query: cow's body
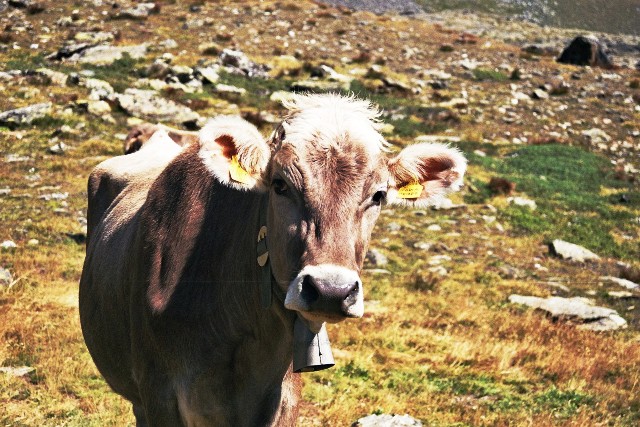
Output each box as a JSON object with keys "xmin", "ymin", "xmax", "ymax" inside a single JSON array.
[{"xmin": 80, "ymin": 95, "xmax": 466, "ymax": 426}]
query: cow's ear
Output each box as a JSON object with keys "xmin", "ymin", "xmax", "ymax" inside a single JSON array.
[
  {"xmin": 198, "ymin": 116, "xmax": 271, "ymax": 192},
  {"xmin": 387, "ymin": 143, "xmax": 467, "ymax": 207}
]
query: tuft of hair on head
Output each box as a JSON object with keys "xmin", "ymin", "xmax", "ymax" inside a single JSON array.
[{"xmin": 279, "ymin": 93, "xmax": 391, "ymax": 153}]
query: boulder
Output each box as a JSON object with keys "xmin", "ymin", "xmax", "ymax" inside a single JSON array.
[
  {"xmin": 115, "ymin": 89, "xmax": 200, "ymax": 125},
  {"xmin": 69, "ymin": 44, "xmax": 147, "ymax": 65},
  {"xmin": 509, "ymin": 295, "xmax": 627, "ymax": 331},
  {"xmin": 113, "ymin": 2, "xmax": 159, "ymax": 20},
  {"xmin": 549, "ymin": 239, "xmax": 599, "ymax": 262},
  {"xmin": 353, "ymin": 414, "xmax": 422, "ymax": 427},
  {"xmin": 219, "ymin": 49, "xmax": 269, "ymax": 78},
  {"xmin": 557, "ymin": 36, "xmax": 614, "ymax": 69},
  {"xmin": 601, "ymin": 276, "xmax": 639, "ymax": 290},
  {"xmin": 0, "ymin": 103, "xmax": 51, "ymax": 126}
]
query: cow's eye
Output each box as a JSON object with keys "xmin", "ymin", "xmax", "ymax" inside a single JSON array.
[
  {"xmin": 272, "ymin": 179, "xmax": 289, "ymax": 195},
  {"xmin": 371, "ymin": 190, "xmax": 387, "ymax": 206}
]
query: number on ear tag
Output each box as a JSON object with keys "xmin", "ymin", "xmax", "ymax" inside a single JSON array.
[
  {"xmin": 397, "ymin": 181, "xmax": 423, "ymax": 199},
  {"xmin": 229, "ymin": 155, "xmax": 252, "ymax": 184}
]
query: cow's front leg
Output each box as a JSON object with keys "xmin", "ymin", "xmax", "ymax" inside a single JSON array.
[{"xmin": 136, "ymin": 371, "xmax": 184, "ymax": 427}]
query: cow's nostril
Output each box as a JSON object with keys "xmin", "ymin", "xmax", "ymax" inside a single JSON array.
[
  {"xmin": 342, "ymin": 282, "xmax": 360, "ymax": 309},
  {"xmin": 301, "ymin": 275, "xmax": 319, "ymax": 305}
]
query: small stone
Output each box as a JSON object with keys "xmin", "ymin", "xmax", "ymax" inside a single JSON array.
[
  {"xmin": 386, "ymin": 222, "xmax": 401, "ymax": 232},
  {"xmin": 197, "ymin": 66, "xmax": 220, "ymax": 84},
  {"xmin": 354, "ymin": 413, "xmax": 422, "ymax": 427},
  {"xmin": 290, "ymin": 79, "xmax": 350, "ymax": 92},
  {"xmin": 532, "ymin": 89, "xmax": 549, "ymax": 100},
  {"xmin": 27, "ymin": 239, "xmax": 39, "ymax": 246},
  {"xmin": 214, "ymin": 83, "xmax": 247, "ymax": 99},
  {"xmin": 582, "ymin": 128, "xmax": 611, "ymax": 144},
  {"xmin": 413, "ymin": 241, "xmax": 433, "ymax": 250},
  {"xmin": 0, "ymin": 103, "xmax": 52, "ymax": 126},
  {"xmin": 366, "ymin": 249, "xmax": 388, "ymax": 267},
  {"xmin": 1, "ymin": 240, "xmax": 17, "ymax": 249},
  {"xmin": 0, "ymin": 267, "xmax": 12, "ymax": 286},
  {"xmin": 0, "ymin": 188, "xmax": 11, "ymax": 196},
  {"xmin": 507, "ymin": 196, "xmax": 536, "ymax": 209},
  {"xmin": 549, "ymin": 240, "xmax": 599, "ymax": 262},
  {"xmin": 607, "ymin": 291, "xmax": 634, "ymax": 299},
  {"xmin": 87, "ymin": 100, "xmax": 111, "ymax": 116},
  {"xmin": 427, "ymin": 224, "xmax": 442, "ymax": 232},
  {"xmin": 0, "ymin": 366, "xmax": 35, "ymax": 377},
  {"xmin": 509, "ymin": 295, "xmax": 626, "ymax": 331},
  {"xmin": 601, "ymin": 276, "xmax": 639, "ymax": 290},
  {"xmin": 48, "ymin": 142, "xmax": 68, "ymax": 155},
  {"xmin": 114, "ymin": 2, "xmax": 159, "ymax": 20}
]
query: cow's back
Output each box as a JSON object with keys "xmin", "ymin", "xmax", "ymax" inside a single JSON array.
[
  {"xmin": 86, "ymin": 130, "xmax": 183, "ymax": 242},
  {"xmin": 80, "ymin": 130, "xmax": 183, "ymax": 402}
]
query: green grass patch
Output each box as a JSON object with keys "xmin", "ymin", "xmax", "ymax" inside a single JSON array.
[
  {"xmin": 464, "ymin": 143, "xmax": 639, "ymax": 259},
  {"xmin": 78, "ymin": 54, "xmax": 142, "ymax": 92},
  {"xmin": 473, "ymin": 68, "xmax": 509, "ymax": 81},
  {"xmin": 2, "ymin": 52, "xmax": 47, "ymax": 71},
  {"xmin": 533, "ymin": 386, "xmax": 595, "ymax": 418}
]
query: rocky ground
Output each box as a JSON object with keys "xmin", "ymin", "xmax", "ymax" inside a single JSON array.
[{"xmin": 0, "ymin": 0, "xmax": 639, "ymax": 426}]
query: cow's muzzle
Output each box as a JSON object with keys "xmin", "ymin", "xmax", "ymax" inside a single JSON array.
[{"xmin": 285, "ymin": 264, "xmax": 364, "ymax": 321}]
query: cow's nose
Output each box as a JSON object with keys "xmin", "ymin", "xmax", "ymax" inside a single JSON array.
[
  {"xmin": 285, "ymin": 264, "xmax": 365, "ymax": 320},
  {"xmin": 301, "ymin": 275, "xmax": 361, "ymax": 317}
]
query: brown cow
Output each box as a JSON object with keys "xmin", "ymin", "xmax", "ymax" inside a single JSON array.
[
  {"xmin": 79, "ymin": 94, "xmax": 466, "ymax": 426},
  {"xmin": 124, "ymin": 122, "xmax": 200, "ymax": 154}
]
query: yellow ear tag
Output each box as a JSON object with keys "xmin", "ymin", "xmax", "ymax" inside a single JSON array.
[
  {"xmin": 397, "ymin": 180, "xmax": 423, "ymax": 199},
  {"xmin": 229, "ymin": 155, "xmax": 253, "ymax": 185}
]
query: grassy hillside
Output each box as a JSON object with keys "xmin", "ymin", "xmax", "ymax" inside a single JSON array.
[{"xmin": 1, "ymin": 1, "xmax": 639, "ymax": 426}]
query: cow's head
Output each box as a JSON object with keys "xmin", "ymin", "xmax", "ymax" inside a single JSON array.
[{"xmin": 198, "ymin": 94, "xmax": 466, "ymax": 332}]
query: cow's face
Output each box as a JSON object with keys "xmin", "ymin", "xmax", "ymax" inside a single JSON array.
[{"xmin": 198, "ymin": 95, "xmax": 466, "ymax": 331}]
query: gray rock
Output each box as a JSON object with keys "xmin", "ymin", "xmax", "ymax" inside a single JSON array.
[
  {"xmin": 558, "ymin": 36, "xmax": 614, "ymax": 69},
  {"xmin": 114, "ymin": 2, "xmax": 159, "ymax": 20},
  {"xmin": 219, "ymin": 49, "xmax": 269, "ymax": 78},
  {"xmin": 354, "ymin": 413, "xmax": 422, "ymax": 427},
  {"xmin": 549, "ymin": 239, "xmax": 599, "ymax": 262},
  {"xmin": 290, "ymin": 79, "xmax": 351, "ymax": 92},
  {"xmin": 0, "ymin": 366, "xmax": 35, "ymax": 377},
  {"xmin": 48, "ymin": 141, "xmax": 68, "ymax": 155},
  {"xmin": 532, "ymin": 88, "xmax": 549, "ymax": 100},
  {"xmin": 34, "ymin": 68, "xmax": 68, "ymax": 86},
  {"xmin": 0, "ymin": 103, "xmax": 51, "ymax": 126},
  {"xmin": 507, "ymin": 196, "xmax": 536, "ymax": 210},
  {"xmin": 1, "ymin": 240, "xmax": 17, "ymax": 249},
  {"xmin": 582, "ymin": 128, "xmax": 611, "ymax": 144},
  {"xmin": 0, "ymin": 267, "xmax": 12, "ymax": 286},
  {"xmin": 115, "ymin": 89, "xmax": 200, "ymax": 125},
  {"xmin": 196, "ymin": 66, "xmax": 220, "ymax": 84},
  {"xmin": 0, "ymin": 188, "xmax": 10, "ymax": 196},
  {"xmin": 73, "ymin": 31, "xmax": 115, "ymax": 44},
  {"xmin": 46, "ymin": 42, "xmax": 95, "ymax": 61},
  {"xmin": 366, "ymin": 249, "xmax": 388, "ymax": 267},
  {"xmin": 70, "ymin": 44, "xmax": 148, "ymax": 65},
  {"xmin": 601, "ymin": 276, "xmax": 639, "ymax": 290},
  {"xmin": 214, "ymin": 84, "xmax": 246, "ymax": 99},
  {"xmin": 509, "ymin": 295, "xmax": 627, "ymax": 331},
  {"xmin": 386, "ymin": 222, "xmax": 401, "ymax": 232}
]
